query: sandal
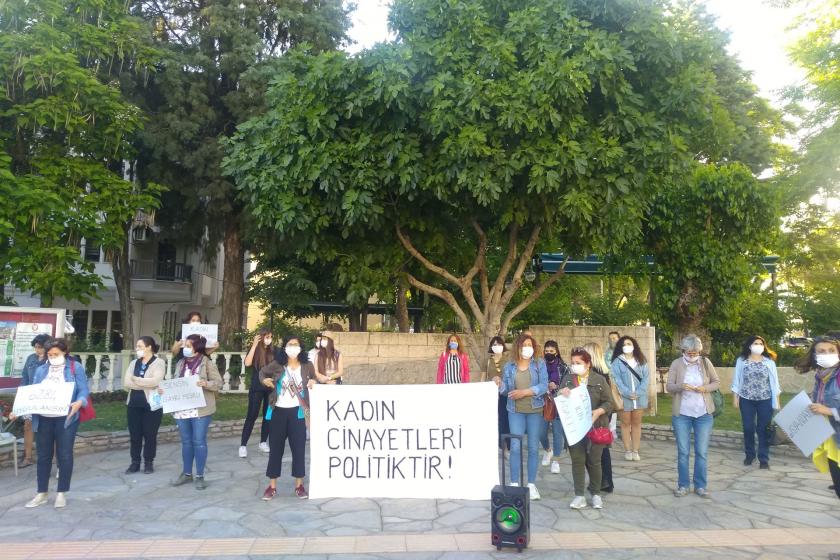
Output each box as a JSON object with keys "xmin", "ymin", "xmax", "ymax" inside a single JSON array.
[{"xmin": 19, "ymin": 459, "xmax": 34, "ymax": 468}]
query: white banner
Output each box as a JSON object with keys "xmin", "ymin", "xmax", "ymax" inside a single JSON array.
[
  {"xmin": 554, "ymin": 385, "xmax": 592, "ymax": 446},
  {"xmin": 12, "ymin": 382, "xmax": 75, "ymax": 416},
  {"xmin": 309, "ymin": 382, "xmax": 499, "ymax": 500},
  {"xmin": 773, "ymin": 390, "xmax": 836, "ymax": 457},
  {"xmin": 159, "ymin": 375, "xmax": 206, "ymax": 414},
  {"xmin": 181, "ymin": 323, "xmax": 218, "ymax": 346}
]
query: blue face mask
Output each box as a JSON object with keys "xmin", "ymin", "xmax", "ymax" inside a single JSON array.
[
  {"xmin": 183, "ymin": 347, "xmax": 195, "ymax": 358},
  {"xmin": 449, "ymin": 342, "xmax": 458, "ymax": 350}
]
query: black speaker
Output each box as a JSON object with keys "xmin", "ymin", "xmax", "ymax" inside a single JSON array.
[{"xmin": 491, "ymin": 434, "xmax": 530, "ymax": 552}]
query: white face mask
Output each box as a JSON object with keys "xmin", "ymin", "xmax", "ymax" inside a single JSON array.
[
  {"xmin": 623, "ymin": 345, "xmax": 634, "ymax": 355},
  {"xmin": 750, "ymin": 344, "xmax": 764, "ymax": 356},
  {"xmin": 263, "ymin": 338, "xmax": 273, "ymax": 346},
  {"xmin": 570, "ymin": 363, "xmax": 586, "ymax": 375},
  {"xmin": 320, "ymin": 339, "xmax": 329, "ymax": 348},
  {"xmin": 520, "ymin": 346, "xmax": 534, "ymax": 359},
  {"xmin": 684, "ymin": 354, "xmax": 700, "ymax": 363},
  {"xmin": 285, "ymin": 346, "xmax": 301, "ymax": 359},
  {"xmin": 491, "ymin": 345, "xmax": 504, "ymax": 355},
  {"xmin": 816, "ymin": 353, "xmax": 840, "ymax": 369},
  {"xmin": 136, "ymin": 349, "xmax": 146, "ymax": 359},
  {"xmin": 48, "ymin": 356, "xmax": 65, "ymax": 366},
  {"xmin": 182, "ymin": 347, "xmax": 195, "ymax": 358}
]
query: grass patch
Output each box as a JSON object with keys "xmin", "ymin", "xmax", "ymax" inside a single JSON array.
[
  {"xmin": 79, "ymin": 393, "xmax": 251, "ymax": 432},
  {"xmin": 645, "ymin": 392, "xmax": 797, "ymax": 431}
]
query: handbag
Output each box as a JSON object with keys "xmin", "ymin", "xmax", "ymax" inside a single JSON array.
[
  {"xmin": 587, "ymin": 426, "xmax": 614, "ymax": 445},
  {"xmin": 543, "ymin": 393, "xmax": 557, "ymax": 421},
  {"xmin": 711, "ymin": 389, "xmax": 724, "ymax": 419},
  {"xmin": 767, "ymin": 423, "xmax": 780, "ymax": 446},
  {"xmin": 607, "ymin": 374, "xmax": 624, "ymax": 412},
  {"xmin": 70, "ymin": 360, "xmax": 96, "ymax": 423}
]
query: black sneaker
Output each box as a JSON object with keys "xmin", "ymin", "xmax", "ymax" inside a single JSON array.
[
  {"xmin": 143, "ymin": 462, "xmax": 154, "ymax": 474},
  {"xmin": 759, "ymin": 462, "xmax": 770, "ymax": 470},
  {"xmin": 194, "ymin": 476, "xmax": 207, "ymax": 490},
  {"xmin": 125, "ymin": 463, "xmax": 140, "ymax": 474},
  {"xmin": 171, "ymin": 473, "xmax": 192, "ymax": 486},
  {"xmin": 743, "ymin": 457, "xmax": 754, "ymax": 466}
]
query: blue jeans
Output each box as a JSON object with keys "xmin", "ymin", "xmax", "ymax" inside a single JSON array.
[
  {"xmin": 508, "ymin": 411, "xmax": 543, "ymax": 484},
  {"xmin": 739, "ymin": 397, "xmax": 773, "ymax": 463},
  {"xmin": 672, "ymin": 414, "xmax": 713, "ymax": 490},
  {"xmin": 540, "ymin": 418, "xmax": 566, "ymax": 457},
  {"xmin": 35, "ymin": 415, "xmax": 79, "ymax": 492},
  {"xmin": 176, "ymin": 415, "xmax": 213, "ymax": 476}
]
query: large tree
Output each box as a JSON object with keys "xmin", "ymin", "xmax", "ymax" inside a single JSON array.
[
  {"xmin": 132, "ymin": 0, "xmax": 351, "ymax": 347},
  {"xmin": 225, "ymin": 0, "xmax": 779, "ymax": 365},
  {"xmin": 0, "ymin": 0, "xmax": 160, "ymax": 332}
]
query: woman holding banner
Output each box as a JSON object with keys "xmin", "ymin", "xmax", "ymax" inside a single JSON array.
[
  {"xmin": 260, "ymin": 336, "xmax": 315, "ymax": 500},
  {"xmin": 11, "ymin": 338, "xmax": 90, "ymax": 509},
  {"xmin": 123, "ymin": 336, "xmax": 166, "ymax": 474},
  {"xmin": 797, "ymin": 337, "xmax": 840, "ymax": 500},
  {"xmin": 493, "ymin": 333, "xmax": 548, "ymax": 501},
  {"xmin": 239, "ymin": 329, "xmax": 275, "ymax": 458},
  {"xmin": 561, "ymin": 347, "xmax": 613, "ymax": 510},
  {"xmin": 170, "ymin": 311, "xmax": 219, "ymax": 359},
  {"xmin": 169, "ymin": 334, "xmax": 222, "ymax": 490}
]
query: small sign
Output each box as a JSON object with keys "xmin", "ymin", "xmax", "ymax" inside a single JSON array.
[
  {"xmin": 13, "ymin": 382, "xmax": 75, "ymax": 416},
  {"xmin": 773, "ymin": 391, "xmax": 836, "ymax": 457},
  {"xmin": 159, "ymin": 375, "xmax": 207, "ymax": 414},
  {"xmin": 182, "ymin": 323, "xmax": 218, "ymax": 346}
]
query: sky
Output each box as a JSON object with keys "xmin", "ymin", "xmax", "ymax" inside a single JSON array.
[{"xmin": 345, "ymin": 0, "xmax": 808, "ymax": 108}]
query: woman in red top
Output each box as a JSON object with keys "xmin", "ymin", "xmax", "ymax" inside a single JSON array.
[{"xmin": 436, "ymin": 334, "xmax": 470, "ymax": 384}]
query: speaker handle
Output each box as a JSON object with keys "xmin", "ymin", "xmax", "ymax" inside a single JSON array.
[{"xmin": 499, "ymin": 433, "xmax": 525, "ymax": 487}]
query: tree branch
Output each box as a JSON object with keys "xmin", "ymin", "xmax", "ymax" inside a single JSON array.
[
  {"xmin": 471, "ymin": 219, "xmax": 490, "ymax": 306},
  {"xmin": 488, "ymin": 222, "xmax": 519, "ymax": 308},
  {"xmin": 500, "ymin": 256, "xmax": 569, "ymax": 334},
  {"xmin": 499, "ymin": 224, "xmax": 542, "ymax": 311},
  {"xmin": 404, "ymin": 273, "xmax": 473, "ymax": 333}
]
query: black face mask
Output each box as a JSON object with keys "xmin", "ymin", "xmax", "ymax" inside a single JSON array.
[{"xmin": 544, "ymin": 354, "xmax": 557, "ymax": 363}]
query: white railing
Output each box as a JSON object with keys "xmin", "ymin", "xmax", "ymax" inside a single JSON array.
[{"xmin": 78, "ymin": 351, "xmax": 249, "ymax": 393}]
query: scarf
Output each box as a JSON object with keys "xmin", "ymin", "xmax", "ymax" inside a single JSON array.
[
  {"xmin": 815, "ymin": 366, "xmax": 840, "ymax": 404},
  {"xmin": 180, "ymin": 354, "xmax": 204, "ymax": 377}
]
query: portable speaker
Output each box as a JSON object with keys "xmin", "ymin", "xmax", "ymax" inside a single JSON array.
[{"xmin": 491, "ymin": 434, "xmax": 530, "ymax": 552}]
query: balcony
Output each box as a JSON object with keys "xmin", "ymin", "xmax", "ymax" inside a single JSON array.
[{"xmin": 130, "ymin": 260, "xmax": 193, "ymax": 301}]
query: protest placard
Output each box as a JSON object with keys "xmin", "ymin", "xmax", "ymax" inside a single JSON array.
[
  {"xmin": 12, "ymin": 382, "xmax": 75, "ymax": 416},
  {"xmin": 308, "ymin": 382, "xmax": 499, "ymax": 500},
  {"xmin": 773, "ymin": 390, "xmax": 836, "ymax": 457},
  {"xmin": 158, "ymin": 375, "xmax": 206, "ymax": 414},
  {"xmin": 181, "ymin": 323, "xmax": 219, "ymax": 346},
  {"xmin": 554, "ymin": 385, "xmax": 593, "ymax": 446}
]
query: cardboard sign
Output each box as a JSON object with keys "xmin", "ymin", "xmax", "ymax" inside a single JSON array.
[
  {"xmin": 12, "ymin": 382, "xmax": 75, "ymax": 416},
  {"xmin": 554, "ymin": 385, "xmax": 593, "ymax": 446},
  {"xmin": 158, "ymin": 375, "xmax": 207, "ymax": 414},
  {"xmin": 181, "ymin": 323, "xmax": 218, "ymax": 346},
  {"xmin": 773, "ymin": 390, "xmax": 836, "ymax": 457},
  {"xmin": 308, "ymin": 382, "xmax": 499, "ymax": 500}
]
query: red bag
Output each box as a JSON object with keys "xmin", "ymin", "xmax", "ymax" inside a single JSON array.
[
  {"xmin": 70, "ymin": 360, "xmax": 96, "ymax": 423},
  {"xmin": 587, "ymin": 426, "xmax": 613, "ymax": 445}
]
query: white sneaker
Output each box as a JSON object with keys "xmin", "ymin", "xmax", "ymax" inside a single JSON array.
[
  {"xmin": 54, "ymin": 492, "xmax": 66, "ymax": 508},
  {"xmin": 259, "ymin": 441, "xmax": 270, "ymax": 453},
  {"xmin": 541, "ymin": 450, "xmax": 551, "ymax": 466},
  {"xmin": 625, "ymin": 451, "xmax": 634, "ymax": 461},
  {"xmin": 592, "ymin": 494, "xmax": 603, "ymax": 509},
  {"xmin": 25, "ymin": 493, "xmax": 48, "ymax": 508},
  {"xmin": 569, "ymin": 496, "xmax": 587, "ymax": 509},
  {"xmin": 509, "ymin": 482, "xmax": 520, "ymax": 487},
  {"xmin": 528, "ymin": 483, "xmax": 541, "ymax": 501},
  {"xmin": 238, "ymin": 446, "xmax": 247, "ymax": 458},
  {"xmin": 632, "ymin": 451, "xmax": 641, "ymax": 462},
  {"xmin": 550, "ymin": 461, "xmax": 561, "ymax": 474}
]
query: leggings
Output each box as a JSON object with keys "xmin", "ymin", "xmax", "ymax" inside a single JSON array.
[{"xmin": 240, "ymin": 390, "xmax": 270, "ymax": 446}]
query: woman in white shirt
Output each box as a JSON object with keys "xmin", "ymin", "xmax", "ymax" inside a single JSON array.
[
  {"xmin": 666, "ymin": 334, "xmax": 720, "ymax": 499},
  {"xmin": 259, "ymin": 336, "xmax": 315, "ymax": 500}
]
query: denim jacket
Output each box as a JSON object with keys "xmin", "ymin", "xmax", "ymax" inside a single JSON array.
[
  {"xmin": 731, "ymin": 356, "xmax": 781, "ymax": 408},
  {"xmin": 812, "ymin": 367, "xmax": 840, "ymax": 446},
  {"xmin": 499, "ymin": 358, "xmax": 548, "ymax": 414},
  {"xmin": 30, "ymin": 360, "xmax": 90, "ymax": 432},
  {"xmin": 21, "ymin": 353, "xmax": 46, "ymax": 386}
]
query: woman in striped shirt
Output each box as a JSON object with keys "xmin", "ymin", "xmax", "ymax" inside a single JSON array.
[{"xmin": 436, "ymin": 334, "xmax": 470, "ymax": 384}]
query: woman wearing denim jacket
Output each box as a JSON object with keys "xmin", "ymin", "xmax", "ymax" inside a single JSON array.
[
  {"xmin": 10, "ymin": 338, "xmax": 90, "ymax": 509},
  {"xmin": 731, "ymin": 335, "xmax": 781, "ymax": 469},
  {"xmin": 492, "ymin": 333, "xmax": 548, "ymax": 501},
  {"xmin": 797, "ymin": 337, "xmax": 840, "ymax": 500}
]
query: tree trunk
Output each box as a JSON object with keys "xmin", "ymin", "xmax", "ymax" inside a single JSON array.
[
  {"xmin": 348, "ymin": 307, "xmax": 363, "ymax": 331},
  {"xmin": 396, "ymin": 276, "xmax": 410, "ymax": 333},
  {"xmin": 112, "ymin": 224, "xmax": 135, "ymax": 347},
  {"xmin": 673, "ymin": 320, "xmax": 711, "ymax": 356},
  {"xmin": 219, "ymin": 216, "xmax": 245, "ymax": 349}
]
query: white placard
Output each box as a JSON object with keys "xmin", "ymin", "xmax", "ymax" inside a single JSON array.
[
  {"xmin": 12, "ymin": 382, "xmax": 75, "ymax": 416},
  {"xmin": 181, "ymin": 323, "xmax": 218, "ymax": 346},
  {"xmin": 13, "ymin": 322, "xmax": 54, "ymax": 371},
  {"xmin": 554, "ymin": 385, "xmax": 593, "ymax": 446},
  {"xmin": 159, "ymin": 375, "xmax": 207, "ymax": 414},
  {"xmin": 309, "ymin": 382, "xmax": 499, "ymax": 500},
  {"xmin": 773, "ymin": 390, "xmax": 836, "ymax": 457}
]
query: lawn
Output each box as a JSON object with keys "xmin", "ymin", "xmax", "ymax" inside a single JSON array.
[{"xmin": 644, "ymin": 392, "xmax": 798, "ymax": 431}]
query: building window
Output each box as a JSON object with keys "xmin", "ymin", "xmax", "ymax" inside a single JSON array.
[
  {"xmin": 162, "ymin": 311, "xmax": 179, "ymax": 348},
  {"xmin": 84, "ymin": 242, "xmax": 102, "ymax": 262}
]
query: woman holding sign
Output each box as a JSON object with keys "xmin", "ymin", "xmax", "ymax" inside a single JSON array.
[
  {"xmin": 259, "ymin": 336, "xmax": 315, "ymax": 500},
  {"xmin": 169, "ymin": 334, "xmax": 222, "ymax": 490},
  {"xmin": 123, "ymin": 336, "xmax": 166, "ymax": 474},
  {"xmin": 12, "ymin": 338, "xmax": 90, "ymax": 509},
  {"xmin": 560, "ymin": 347, "xmax": 613, "ymax": 510},
  {"xmin": 493, "ymin": 333, "xmax": 548, "ymax": 501},
  {"xmin": 610, "ymin": 335, "xmax": 650, "ymax": 462},
  {"xmin": 797, "ymin": 337, "xmax": 840, "ymax": 500}
]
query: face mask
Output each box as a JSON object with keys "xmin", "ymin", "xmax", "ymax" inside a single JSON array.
[
  {"xmin": 320, "ymin": 339, "xmax": 329, "ymax": 348},
  {"xmin": 520, "ymin": 347, "xmax": 534, "ymax": 359},
  {"xmin": 449, "ymin": 342, "xmax": 458, "ymax": 350},
  {"xmin": 684, "ymin": 354, "xmax": 700, "ymax": 363},
  {"xmin": 491, "ymin": 345, "xmax": 504, "ymax": 355},
  {"xmin": 571, "ymin": 363, "xmax": 586, "ymax": 375},
  {"xmin": 750, "ymin": 344, "xmax": 764, "ymax": 355},
  {"xmin": 816, "ymin": 353, "xmax": 840, "ymax": 369},
  {"xmin": 263, "ymin": 338, "xmax": 273, "ymax": 346},
  {"xmin": 136, "ymin": 350, "xmax": 146, "ymax": 359},
  {"xmin": 544, "ymin": 353, "xmax": 557, "ymax": 363},
  {"xmin": 285, "ymin": 346, "xmax": 301, "ymax": 359},
  {"xmin": 623, "ymin": 345, "xmax": 634, "ymax": 355},
  {"xmin": 183, "ymin": 347, "xmax": 195, "ymax": 358},
  {"xmin": 48, "ymin": 356, "xmax": 65, "ymax": 366}
]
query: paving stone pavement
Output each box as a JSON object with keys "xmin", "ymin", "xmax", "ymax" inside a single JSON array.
[{"xmin": 2, "ymin": 436, "xmax": 839, "ymax": 559}]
